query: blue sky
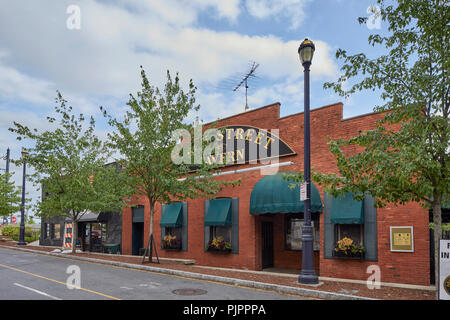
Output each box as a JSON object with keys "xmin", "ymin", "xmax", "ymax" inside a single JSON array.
[{"xmin": 0, "ymin": 0, "xmax": 390, "ymax": 220}]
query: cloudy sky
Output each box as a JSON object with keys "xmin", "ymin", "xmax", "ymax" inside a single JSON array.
[{"xmin": 0, "ymin": 0, "xmax": 388, "ymax": 220}]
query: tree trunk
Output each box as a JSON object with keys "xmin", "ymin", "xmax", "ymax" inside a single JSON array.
[
  {"xmin": 72, "ymin": 216, "xmax": 78, "ymax": 254},
  {"xmin": 149, "ymin": 200, "xmax": 154, "ymax": 261},
  {"xmin": 432, "ymin": 198, "xmax": 442, "ymax": 299}
]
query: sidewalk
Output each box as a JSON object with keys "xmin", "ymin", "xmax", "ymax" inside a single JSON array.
[{"xmin": 0, "ymin": 241, "xmax": 436, "ymax": 300}]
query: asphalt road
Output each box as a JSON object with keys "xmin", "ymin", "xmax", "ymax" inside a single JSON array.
[{"xmin": 0, "ymin": 247, "xmax": 308, "ymax": 300}]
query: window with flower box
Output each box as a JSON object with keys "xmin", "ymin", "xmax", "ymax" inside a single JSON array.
[
  {"xmin": 333, "ymin": 224, "xmax": 364, "ymax": 258},
  {"xmin": 204, "ymin": 198, "xmax": 239, "ymax": 254},
  {"xmin": 160, "ymin": 202, "xmax": 187, "ymax": 251},
  {"xmin": 323, "ymin": 191, "xmax": 378, "ymax": 261}
]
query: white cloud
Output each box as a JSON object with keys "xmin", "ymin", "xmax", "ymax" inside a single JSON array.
[
  {"xmin": 246, "ymin": 0, "xmax": 311, "ymax": 30},
  {"xmin": 0, "ymin": 0, "xmax": 338, "ymax": 125},
  {"xmin": 0, "ymin": 51, "xmax": 55, "ymax": 105},
  {"xmin": 0, "ymin": 0, "xmax": 342, "ymax": 219}
]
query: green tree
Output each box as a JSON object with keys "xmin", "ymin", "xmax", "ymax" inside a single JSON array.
[
  {"xmin": 26, "ymin": 214, "xmax": 36, "ymax": 225},
  {"xmin": 102, "ymin": 68, "xmax": 240, "ymax": 262},
  {"xmin": 0, "ymin": 172, "xmax": 22, "ymax": 218},
  {"xmin": 289, "ymin": 0, "xmax": 449, "ymax": 293},
  {"xmin": 9, "ymin": 92, "xmax": 136, "ymax": 252}
]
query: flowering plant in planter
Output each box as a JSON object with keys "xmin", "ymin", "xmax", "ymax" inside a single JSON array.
[
  {"xmin": 207, "ymin": 236, "xmax": 232, "ymax": 252},
  {"xmin": 162, "ymin": 234, "xmax": 181, "ymax": 250},
  {"xmin": 334, "ymin": 237, "xmax": 365, "ymax": 257}
]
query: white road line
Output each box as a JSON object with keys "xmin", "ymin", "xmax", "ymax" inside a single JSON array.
[{"xmin": 13, "ymin": 283, "xmax": 63, "ymax": 300}]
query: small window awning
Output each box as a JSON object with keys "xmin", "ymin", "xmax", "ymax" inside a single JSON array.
[
  {"xmin": 204, "ymin": 198, "xmax": 232, "ymax": 226},
  {"xmin": 250, "ymin": 171, "xmax": 323, "ymax": 215},
  {"xmin": 160, "ymin": 202, "xmax": 183, "ymax": 227},
  {"xmin": 330, "ymin": 192, "xmax": 364, "ymax": 224},
  {"xmin": 78, "ymin": 211, "xmax": 99, "ymax": 222}
]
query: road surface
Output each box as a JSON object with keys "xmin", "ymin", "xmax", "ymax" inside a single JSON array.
[{"xmin": 0, "ymin": 247, "xmax": 308, "ymax": 300}]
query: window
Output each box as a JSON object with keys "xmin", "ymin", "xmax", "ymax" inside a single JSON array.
[
  {"xmin": 207, "ymin": 226, "xmax": 232, "ymax": 251},
  {"xmin": 49, "ymin": 224, "xmax": 54, "ymax": 239},
  {"xmin": 209, "ymin": 226, "xmax": 231, "ymax": 243},
  {"xmin": 91, "ymin": 223, "xmax": 103, "ymax": 245},
  {"xmin": 335, "ymin": 224, "xmax": 363, "ymax": 246},
  {"xmin": 162, "ymin": 227, "xmax": 182, "ymax": 249},
  {"xmin": 101, "ymin": 223, "xmax": 107, "ymax": 241},
  {"xmin": 54, "ymin": 224, "xmax": 61, "ymax": 239},
  {"xmin": 160, "ymin": 202, "xmax": 184, "ymax": 250},
  {"xmin": 285, "ymin": 213, "xmax": 320, "ymax": 251},
  {"xmin": 43, "ymin": 223, "xmax": 49, "ymax": 239},
  {"xmin": 204, "ymin": 198, "xmax": 238, "ymax": 253}
]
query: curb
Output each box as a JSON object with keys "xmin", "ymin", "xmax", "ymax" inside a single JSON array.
[{"xmin": 0, "ymin": 245, "xmax": 376, "ymax": 300}]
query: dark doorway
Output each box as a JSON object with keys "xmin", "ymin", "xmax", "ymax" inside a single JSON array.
[
  {"xmin": 429, "ymin": 208, "xmax": 450, "ymax": 285},
  {"xmin": 262, "ymin": 221, "xmax": 274, "ymax": 269},
  {"xmin": 132, "ymin": 222, "xmax": 144, "ymax": 256}
]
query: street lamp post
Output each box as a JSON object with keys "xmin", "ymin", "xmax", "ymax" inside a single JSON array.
[
  {"xmin": 298, "ymin": 38, "xmax": 318, "ymax": 284},
  {"xmin": 17, "ymin": 148, "xmax": 28, "ymax": 246}
]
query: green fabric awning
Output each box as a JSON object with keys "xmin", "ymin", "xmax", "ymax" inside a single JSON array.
[
  {"xmin": 160, "ymin": 202, "xmax": 183, "ymax": 227},
  {"xmin": 250, "ymin": 171, "xmax": 323, "ymax": 215},
  {"xmin": 204, "ymin": 198, "xmax": 232, "ymax": 226},
  {"xmin": 330, "ymin": 192, "xmax": 364, "ymax": 224}
]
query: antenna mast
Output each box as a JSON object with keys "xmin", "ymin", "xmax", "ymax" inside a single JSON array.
[{"xmin": 233, "ymin": 62, "xmax": 259, "ymax": 111}]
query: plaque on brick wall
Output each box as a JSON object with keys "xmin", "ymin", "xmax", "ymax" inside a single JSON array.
[{"xmin": 390, "ymin": 226, "xmax": 414, "ymax": 252}]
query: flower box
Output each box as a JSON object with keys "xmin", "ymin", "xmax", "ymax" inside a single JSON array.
[
  {"xmin": 162, "ymin": 244, "xmax": 182, "ymax": 251},
  {"xmin": 333, "ymin": 250, "xmax": 364, "ymax": 259},
  {"xmin": 162, "ymin": 235, "xmax": 181, "ymax": 250},
  {"xmin": 206, "ymin": 247, "xmax": 232, "ymax": 253},
  {"xmin": 334, "ymin": 237, "xmax": 365, "ymax": 260},
  {"xmin": 206, "ymin": 236, "xmax": 232, "ymax": 253}
]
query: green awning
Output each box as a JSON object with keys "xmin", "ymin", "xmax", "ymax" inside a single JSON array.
[
  {"xmin": 330, "ymin": 192, "xmax": 364, "ymax": 224},
  {"xmin": 204, "ymin": 198, "xmax": 232, "ymax": 226},
  {"xmin": 160, "ymin": 202, "xmax": 183, "ymax": 227},
  {"xmin": 250, "ymin": 171, "xmax": 323, "ymax": 215}
]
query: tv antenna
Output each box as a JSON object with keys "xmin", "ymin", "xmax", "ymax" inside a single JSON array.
[{"xmin": 233, "ymin": 62, "xmax": 259, "ymax": 111}]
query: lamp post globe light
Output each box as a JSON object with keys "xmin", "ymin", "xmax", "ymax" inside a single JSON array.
[
  {"xmin": 17, "ymin": 148, "xmax": 28, "ymax": 246},
  {"xmin": 298, "ymin": 38, "xmax": 318, "ymax": 284}
]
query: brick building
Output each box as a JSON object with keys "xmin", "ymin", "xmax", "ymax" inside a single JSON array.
[{"xmin": 120, "ymin": 101, "xmax": 432, "ymax": 287}]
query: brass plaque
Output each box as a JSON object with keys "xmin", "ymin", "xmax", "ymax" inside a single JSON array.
[{"xmin": 390, "ymin": 227, "xmax": 414, "ymax": 252}]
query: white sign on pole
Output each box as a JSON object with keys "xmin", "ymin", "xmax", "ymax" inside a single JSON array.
[
  {"xmin": 300, "ymin": 182, "xmax": 307, "ymax": 201},
  {"xmin": 440, "ymin": 240, "xmax": 450, "ymax": 300}
]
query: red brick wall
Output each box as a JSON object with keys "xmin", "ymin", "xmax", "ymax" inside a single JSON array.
[{"xmin": 120, "ymin": 102, "xmax": 430, "ymax": 285}]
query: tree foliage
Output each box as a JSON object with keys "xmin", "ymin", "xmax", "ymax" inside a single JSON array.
[
  {"xmin": 9, "ymin": 92, "xmax": 135, "ymax": 251},
  {"xmin": 102, "ymin": 68, "xmax": 240, "ymax": 259},
  {"xmin": 0, "ymin": 172, "xmax": 22, "ymax": 218},
  {"xmin": 316, "ymin": 0, "xmax": 449, "ymax": 206},
  {"xmin": 288, "ymin": 0, "xmax": 448, "ymax": 292}
]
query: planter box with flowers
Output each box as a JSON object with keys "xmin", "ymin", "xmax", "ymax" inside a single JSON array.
[
  {"xmin": 206, "ymin": 236, "xmax": 232, "ymax": 253},
  {"xmin": 333, "ymin": 237, "xmax": 365, "ymax": 259},
  {"xmin": 162, "ymin": 234, "xmax": 182, "ymax": 251}
]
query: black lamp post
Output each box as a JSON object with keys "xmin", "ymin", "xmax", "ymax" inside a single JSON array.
[
  {"xmin": 17, "ymin": 148, "xmax": 28, "ymax": 246},
  {"xmin": 298, "ymin": 38, "xmax": 318, "ymax": 284}
]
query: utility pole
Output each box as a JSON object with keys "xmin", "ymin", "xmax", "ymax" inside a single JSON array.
[{"xmin": 2, "ymin": 148, "xmax": 10, "ymax": 225}]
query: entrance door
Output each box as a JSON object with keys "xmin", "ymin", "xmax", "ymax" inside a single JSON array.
[
  {"xmin": 132, "ymin": 222, "xmax": 144, "ymax": 256},
  {"xmin": 261, "ymin": 221, "xmax": 274, "ymax": 269}
]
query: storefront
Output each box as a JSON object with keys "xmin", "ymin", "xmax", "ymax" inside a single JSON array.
[
  {"xmin": 120, "ymin": 101, "xmax": 430, "ymax": 286},
  {"xmin": 40, "ymin": 211, "xmax": 122, "ymax": 252}
]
